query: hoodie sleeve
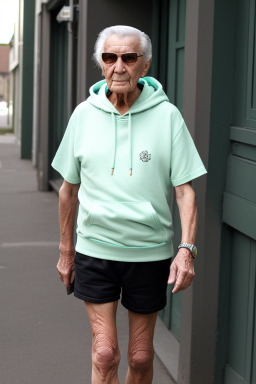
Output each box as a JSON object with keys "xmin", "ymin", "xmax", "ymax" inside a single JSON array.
[
  {"xmin": 170, "ymin": 109, "xmax": 207, "ymax": 187},
  {"xmin": 51, "ymin": 110, "xmax": 81, "ymax": 184}
]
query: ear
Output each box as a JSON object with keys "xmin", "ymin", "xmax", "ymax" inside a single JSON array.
[{"xmin": 141, "ymin": 57, "xmax": 152, "ymax": 77}]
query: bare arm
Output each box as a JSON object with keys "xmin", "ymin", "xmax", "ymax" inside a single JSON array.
[
  {"xmin": 168, "ymin": 182, "xmax": 197, "ymax": 293},
  {"xmin": 57, "ymin": 179, "xmax": 80, "ymax": 287}
]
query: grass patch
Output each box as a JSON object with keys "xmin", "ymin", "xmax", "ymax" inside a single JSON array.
[{"xmin": 0, "ymin": 128, "xmax": 14, "ymax": 135}]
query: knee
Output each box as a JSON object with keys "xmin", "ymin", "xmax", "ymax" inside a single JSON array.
[
  {"xmin": 94, "ymin": 345, "xmax": 120, "ymax": 370},
  {"xmin": 92, "ymin": 337, "xmax": 120, "ymax": 378},
  {"xmin": 128, "ymin": 349, "xmax": 154, "ymax": 373}
]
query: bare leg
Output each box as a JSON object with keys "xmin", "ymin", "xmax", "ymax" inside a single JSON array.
[
  {"xmin": 125, "ymin": 310, "xmax": 158, "ymax": 384},
  {"xmin": 85, "ymin": 301, "xmax": 120, "ymax": 384}
]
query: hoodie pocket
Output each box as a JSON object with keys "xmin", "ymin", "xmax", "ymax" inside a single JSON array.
[{"xmin": 83, "ymin": 201, "xmax": 168, "ymax": 248}]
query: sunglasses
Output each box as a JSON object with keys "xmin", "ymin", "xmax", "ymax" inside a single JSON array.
[{"xmin": 102, "ymin": 52, "xmax": 144, "ymax": 64}]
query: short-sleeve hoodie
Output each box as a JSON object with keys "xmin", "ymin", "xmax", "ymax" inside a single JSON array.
[{"xmin": 52, "ymin": 76, "xmax": 207, "ymax": 262}]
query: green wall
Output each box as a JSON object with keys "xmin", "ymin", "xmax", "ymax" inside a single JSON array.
[
  {"xmin": 21, "ymin": 0, "xmax": 35, "ymax": 159},
  {"xmin": 214, "ymin": 0, "xmax": 256, "ymax": 382}
]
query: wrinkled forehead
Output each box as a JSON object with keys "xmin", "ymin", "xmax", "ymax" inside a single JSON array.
[{"xmin": 103, "ymin": 34, "xmax": 141, "ymax": 54}]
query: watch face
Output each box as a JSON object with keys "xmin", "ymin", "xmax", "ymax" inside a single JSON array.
[{"xmin": 192, "ymin": 246, "xmax": 197, "ymax": 258}]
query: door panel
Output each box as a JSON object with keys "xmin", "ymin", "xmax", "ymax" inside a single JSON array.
[
  {"xmin": 224, "ymin": 365, "xmax": 246, "ymax": 384},
  {"xmin": 223, "ymin": 232, "xmax": 256, "ymax": 384},
  {"xmin": 220, "ymin": 0, "xmax": 256, "ymax": 382},
  {"xmin": 225, "ymin": 234, "xmax": 256, "ymax": 384}
]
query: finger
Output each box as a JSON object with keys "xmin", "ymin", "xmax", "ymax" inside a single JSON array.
[
  {"xmin": 57, "ymin": 263, "xmax": 63, "ymax": 276},
  {"xmin": 182, "ymin": 275, "xmax": 192, "ymax": 290},
  {"xmin": 70, "ymin": 269, "xmax": 75, "ymax": 284},
  {"xmin": 172, "ymin": 272, "xmax": 186, "ymax": 293},
  {"xmin": 63, "ymin": 273, "xmax": 71, "ymax": 287},
  {"xmin": 168, "ymin": 264, "xmax": 178, "ymax": 284},
  {"xmin": 57, "ymin": 265, "xmax": 69, "ymax": 286},
  {"xmin": 184, "ymin": 266, "xmax": 196, "ymax": 286},
  {"xmin": 177, "ymin": 268, "xmax": 195, "ymax": 291}
]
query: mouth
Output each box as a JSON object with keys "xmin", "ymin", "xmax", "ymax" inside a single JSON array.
[{"xmin": 112, "ymin": 79, "xmax": 129, "ymax": 82}]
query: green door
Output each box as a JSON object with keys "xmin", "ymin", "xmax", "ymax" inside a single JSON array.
[
  {"xmin": 151, "ymin": 0, "xmax": 186, "ymax": 340},
  {"xmin": 217, "ymin": 0, "xmax": 256, "ymax": 382},
  {"xmin": 222, "ymin": 231, "xmax": 256, "ymax": 384}
]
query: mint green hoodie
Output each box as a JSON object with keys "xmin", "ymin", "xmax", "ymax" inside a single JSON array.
[{"xmin": 51, "ymin": 76, "xmax": 207, "ymax": 262}]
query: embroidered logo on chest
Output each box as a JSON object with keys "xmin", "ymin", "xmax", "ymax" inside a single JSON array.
[{"xmin": 139, "ymin": 150, "xmax": 151, "ymax": 162}]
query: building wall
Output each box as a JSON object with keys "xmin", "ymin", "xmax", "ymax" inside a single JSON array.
[
  {"xmin": 0, "ymin": 46, "xmax": 10, "ymax": 72},
  {"xmin": 9, "ymin": 0, "xmax": 24, "ymax": 142},
  {"xmin": 32, "ymin": 0, "xmax": 42, "ymax": 166},
  {"xmin": 20, "ymin": 0, "xmax": 35, "ymax": 158},
  {"xmin": 0, "ymin": 46, "xmax": 10, "ymax": 104},
  {"xmin": 0, "ymin": 73, "xmax": 9, "ymax": 102}
]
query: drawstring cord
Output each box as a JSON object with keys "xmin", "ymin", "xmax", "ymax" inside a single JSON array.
[
  {"xmin": 111, "ymin": 112, "xmax": 133, "ymax": 176},
  {"xmin": 111, "ymin": 112, "xmax": 117, "ymax": 175},
  {"xmin": 128, "ymin": 113, "xmax": 132, "ymax": 176}
]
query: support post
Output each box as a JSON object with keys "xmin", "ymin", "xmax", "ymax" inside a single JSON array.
[
  {"xmin": 178, "ymin": 1, "xmax": 215, "ymax": 383},
  {"xmin": 37, "ymin": 4, "xmax": 50, "ymax": 191},
  {"xmin": 21, "ymin": 0, "xmax": 35, "ymax": 159}
]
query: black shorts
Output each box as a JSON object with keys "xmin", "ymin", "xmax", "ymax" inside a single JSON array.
[{"xmin": 74, "ymin": 252, "xmax": 172, "ymax": 314}]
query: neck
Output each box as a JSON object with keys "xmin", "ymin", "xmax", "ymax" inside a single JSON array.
[{"xmin": 108, "ymin": 87, "xmax": 141, "ymax": 115}]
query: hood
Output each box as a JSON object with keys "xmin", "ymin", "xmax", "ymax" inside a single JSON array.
[
  {"xmin": 88, "ymin": 76, "xmax": 169, "ymax": 115},
  {"xmin": 87, "ymin": 76, "xmax": 169, "ymax": 175}
]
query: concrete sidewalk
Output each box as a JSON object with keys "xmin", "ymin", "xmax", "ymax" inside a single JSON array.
[{"xmin": 0, "ymin": 135, "xmax": 176, "ymax": 384}]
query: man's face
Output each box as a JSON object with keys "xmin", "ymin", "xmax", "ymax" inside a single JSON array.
[{"xmin": 101, "ymin": 34, "xmax": 151, "ymax": 95}]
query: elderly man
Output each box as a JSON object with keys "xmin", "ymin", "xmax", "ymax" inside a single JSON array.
[{"xmin": 52, "ymin": 25, "xmax": 206, "ymax": 384}]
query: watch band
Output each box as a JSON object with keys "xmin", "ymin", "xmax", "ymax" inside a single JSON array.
[{"xmin": 178, "ymin": 242, "xmax": 197, "ymax": 258}]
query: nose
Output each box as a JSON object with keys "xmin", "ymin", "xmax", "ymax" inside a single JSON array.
[{"xmin": 114, "ymin": 57, "xmax": 125, "ymax": 73}]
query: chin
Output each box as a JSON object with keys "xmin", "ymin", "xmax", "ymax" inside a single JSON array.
[{"xmin": 111, "ymin": 84, "xmax": 131, "ymax": 94}]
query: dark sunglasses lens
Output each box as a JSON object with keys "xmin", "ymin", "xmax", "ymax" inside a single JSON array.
[
  {"xmin": 122, "ymin": 53, "xmax": 137, "ymax": 63},
  {"xmin": 102, "ymin": 53, "xmax": 117, "ymax": 63}
]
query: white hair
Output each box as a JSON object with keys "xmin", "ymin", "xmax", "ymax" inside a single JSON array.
[{"xmin": 93, "ymin": 25, "xmax": 152, "ymax": 68}]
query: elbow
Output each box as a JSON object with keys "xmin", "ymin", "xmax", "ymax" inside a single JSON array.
[
  {"xmin": 189, "ymin": 187, "xmax": 196, "ymax": 203},
  {"xmin": 59, "ymin": 180, "xmax": 80, "ymax": 202},
  {"xmin": 175, "ymin": 183, "xmax": 196, "ymax": 207}
]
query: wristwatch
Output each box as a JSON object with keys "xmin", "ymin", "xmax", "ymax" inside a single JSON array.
[{"xmin": 178, "ymin": 243, "xmax": 197, "ymax": 259}]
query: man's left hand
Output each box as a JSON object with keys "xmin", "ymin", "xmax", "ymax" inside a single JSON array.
[{"xmin": 168, "ymin": 248, "xmax": 195, "ymax": 293}]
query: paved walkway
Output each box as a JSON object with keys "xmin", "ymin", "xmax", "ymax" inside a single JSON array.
[{"xmin": 0, "ymin": 135, "xmax": 175, "ymax": 384}]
